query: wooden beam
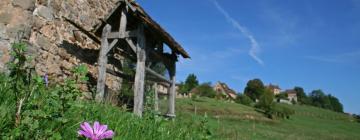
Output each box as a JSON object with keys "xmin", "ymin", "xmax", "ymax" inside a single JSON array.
[
  {"xmin": 145, "ymin": 67, "xmax": 171, "ymax": 84},
  {"xmin": 96, "ymin": 24, "xmax": 112, "ymax": 102},
  {"xmin": 153, "ymin": 83, "xmax": 159, "ymax": 112},
  {"xmin": 125, "ymin": 0, "xmax": 137, "ymax": 12},
  {"xmin": 133, "ymin": 25, "xmax": 146, "ymax": 117},
  {"xmin": 105, "ymin": 39, "xmax": 119, "ymax": 53},
  {"xmin": 107, "ymin": 30, "xmax": 137, "ymax": 39},
  {"xmin": 106, "ymin": 68, "xmax": 133, "ymax": 81},
  {"xmin": 125, "ymin": 38, "xmax": 137, "ymax": 54},
  {"xmin": 166, "ymin": 60, "xmax": 176, "ymax": 118}
]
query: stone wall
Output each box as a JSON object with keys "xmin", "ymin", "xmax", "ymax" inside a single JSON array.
[{"xmin": 0, "ymin": 0, "xmax": 123, "ymax": 97}]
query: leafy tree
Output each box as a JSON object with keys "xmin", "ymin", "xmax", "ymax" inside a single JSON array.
[
  {"xmin": 309, "ymin": 90, "xmax": 327, "ymax": 107},
  {"xmin": 275, "ymin": 92, "xmax": 288, "ymax": 100},
  {"xmin": 244, "ymin": 79, "xmax": 265, "ymax": 101},
  {"xmin": 294, "ymin": 86, "xmax": 310, "ymax": 104},
  {"xmin": 191, "ymin": 82, "xmax": 216, "ymax": 98},
  {"xmin": 255, "ymin": 89, "xmax": 274, "ymax": 118},
  {"xmin": 235, "ymin": 94, "xmax": 253, "ymax": 106},
  {"xmin": 328, "ymin": 94, "xmax": 343, "ymax": 113},
  {"xmin": 179, "ymin": 74, "xmax": 199, "ymax": 95},
  {"xmin": 309, "ymin": 90, "xmax": 343, "ymax": 112},
  {"xmin": 185, "ymin": 74, "xmax": 199, "ymax": 91}
]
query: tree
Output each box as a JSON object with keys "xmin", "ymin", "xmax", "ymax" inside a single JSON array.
[
  {"xmin": 235, "ymin": 94, "xmax": 253, "ymax": 106},
  {"xmin": 244, "ymin": 79, "xmax": 265, "ymax": 101},
  {"xmin": 191, "ymin": 82, "xmax": 216, "ymax": 98},
  {"xmin": 309, "ymin": 90, "xmax": 343, "ymax": 112},
  {"xmin": 294, "ymin": 86, "xmax": 310, "ymax": 104},
  {"xmin": 328, "ymin": 94, "xmax": 343, "ymax": 113},
  {"xmin": 255, "ymin": 89, "xmax": 274, "ymax": 118},
  {"xmin": 185, "ymin": 74, "xmax": 199, "ymax": 90},
  {"xmin": 178, "ymin": 74, "xmax": 199, "ymax": 95}
]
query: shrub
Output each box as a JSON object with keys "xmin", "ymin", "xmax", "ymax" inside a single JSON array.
[
  {"xmin": 235, "ymin": 94, "xmax": 253, "ymax": 106},
  {"xmin": 272, "ymin": 104, "xmax": 295, "ymax": 119},
  {"xmin": 191, "ymin": 83, "xmax": 216, "ymax": 98}
]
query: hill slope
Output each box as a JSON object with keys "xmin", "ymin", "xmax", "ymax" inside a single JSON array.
[{"xmin": 161, "ymin": 97, "xmax": 360, "ymax": 140}]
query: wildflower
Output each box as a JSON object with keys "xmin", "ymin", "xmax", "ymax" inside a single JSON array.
[
  {"xmin": 43, "ymin": 73, "xmax": 48, "ymax": 87},
  {"xmin": 78, "ymin": 121, "xmax": 114, "ymax": 140}
]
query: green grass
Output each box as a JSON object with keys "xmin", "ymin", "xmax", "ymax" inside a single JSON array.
[{"xmin": 160, "ymin": 97, "xmax": 360, "ymax": 140}]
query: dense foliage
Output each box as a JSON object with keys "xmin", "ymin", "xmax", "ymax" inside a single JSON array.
[
  {"xmin": 0, "ymin": 43, "xmax": 211, "ymax": 139},
  {"xmin": 191, "ymin": 83, "xmax": 217, "ymax": 98},
  {"xmin": 308, "ymin": 90, "xmax": 343, "ymax": 113},
  {"xmin": 178, "ymin": 73, "xmax": 199, "ymax": 95},
  {"xmin": 244, "ymin": 78, "xmax": 265, "ymax": 101},
  {"xmin": 294, "ymin": 86, "xmax": 310, "ymax": 104},
  {"xmin": 235, "ymin": 94, "xmax": 253, "ymax": 106}
]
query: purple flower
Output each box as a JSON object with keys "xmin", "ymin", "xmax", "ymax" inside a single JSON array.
[
  {"xmin": 78, "ymin": 121, "xmax": 114, "ymax": 140},
  {"xmin": 43, "ymin": 74, "xmax": 48, "ymax": 87}
]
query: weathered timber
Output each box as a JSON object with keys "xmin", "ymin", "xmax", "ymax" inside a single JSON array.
[
  {"xmin": 106, "ymin": 68, "xmax": 133, "ymax": 81},
  {"xmin": 133, "ymin": 25, "xmax": 146, "ymax": 117},
  {"xmin": 96, "ymin": 24, "xmax": 112, "ymax": 102},
  {"xmin": 107, "ymin": 30, "xmax": 137, "ymax": 39},
  {"xmin": 153, "ymin": 83, "xmax": 159, "ymax": 112},
  {"xmin": 145, "ymin": 67, "xmax": 171, "ymax": 84},
  {"xmin": 105, "ymin": 39, "xmax": 119, "ymax": 53},
  {"xmin": 125, "ymin": 38, "xmax": 137, "ymax": 53},
  {"xmin": 166, "ymin": 61, "xmax": 176, "ymax": 118}
]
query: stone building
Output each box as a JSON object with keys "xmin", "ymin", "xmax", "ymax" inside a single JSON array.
[
  {"xmin": 266, "ymin": 84, "xmax": 281, "ymax": 95},
  {"xmin": 213, "ymin": 82, "xmax": 237, "ymax": 100},
  {"xmin": 0, "ymin": 0, "xmax": 190, "ymax": 117},
  {"xmin": 285, "ymin": 89, "xmax": 298, "ymax": 102}
]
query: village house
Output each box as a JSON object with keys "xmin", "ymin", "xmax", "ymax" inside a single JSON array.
[
  {"xmin": 285, "ymin": 89, "xmax": 298, "ymax": 103},
  {"xmin": 266, "ymin": 84, "xmax": 281, "ymax": 95},
  {"xmin": 213, "ymin": 82, "xmax": 237, "ymax": 100}
]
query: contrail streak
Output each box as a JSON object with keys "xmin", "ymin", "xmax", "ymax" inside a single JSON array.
[{"xmin": 212, "ymin": 0, "xmax": 264, "ymax": 65}]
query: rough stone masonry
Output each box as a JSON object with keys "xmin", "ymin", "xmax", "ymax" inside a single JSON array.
[{"xmin": 0, "ymin": 0, "xmax": 124, "ymax": 100}]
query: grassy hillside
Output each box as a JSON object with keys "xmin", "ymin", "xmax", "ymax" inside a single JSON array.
[{"xmin": 161, "ymin": 97, "xmax": 360, "ymax": 140}]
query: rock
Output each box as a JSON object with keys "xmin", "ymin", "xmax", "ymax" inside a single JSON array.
[
  {"xmin": 74, "ymin": 31, "xmax": 83, "ymax": 43},
  {"xmin": 0, "ymin": 41, "xmax": 11, "ymax": 71},
  {"xmin": 36, "ymin": 34, "xmax": 51, "ymax": 51},
  {"xmin": 0, "ymin": 12, "xmax": 12, "ymax": 24},
  {"xmin": 61, "ymin": 60, "xmax": 73, "ymax": 70},
  {"xmin": 0, "ymin": 23, "xmax": 7, "ymax": 39},
  {"xmin": 33, "ymin": 5, "xmax": 53, "ymax": 21},
  {"xmin": 12, "ymin": 0, "xmax": 35, "ymax": 11},
  {"xmin": 6, "ymin": 24, "xmax": 31, "ymax": 40}
]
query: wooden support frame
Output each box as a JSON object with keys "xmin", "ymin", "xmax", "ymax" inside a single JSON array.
[
  {"xmin": 96, "ymin": 24, "xmax": 112, "ymax": 102},
  {"xmin": 133, "ymin": 24, "xmax": 146, "ymax": 117},
  {"xmin": 153, "ymin": 83, "xmax": 159, "ymax": 112},
  {"xmin": 93, "ymin": 4, "xmax": 181, "ymax": 118},
  {"xmin": 166, "ymin": 60, "xmax": 176, "ymax": 118}
]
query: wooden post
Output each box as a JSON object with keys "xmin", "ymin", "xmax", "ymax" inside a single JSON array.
[
  {"xmin": 133, "ymin": 25, "xmax": 146, "ymax": 117},
  {"xmin": 96, "ymin": 24, "xmax": 111, "ymax": 102},
  {"xmin": 153, "ymin": 83, "xmax": 159, "ymax": 112},
  {"xmin": 119, "ymin": 7, "xmax": 127, "ymax": 38},
  {"xmin": 166, "ymin": 61, "xmax": 176, "ymax": 118}
]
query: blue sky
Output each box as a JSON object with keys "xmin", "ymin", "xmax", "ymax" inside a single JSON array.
[{"xmin": 137, "ymin": 0, "xmax": 360, "ymax": 114}]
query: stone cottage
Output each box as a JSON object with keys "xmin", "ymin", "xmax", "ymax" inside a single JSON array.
[
  {"xmin": 0, "ymin": 0, "xmax": 190, "ymax": 117},
  {"xmin": 213, "ymin": 82, "xmax": 237, "ymax": 100}
]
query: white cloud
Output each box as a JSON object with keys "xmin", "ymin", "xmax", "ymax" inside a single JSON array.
[{"xmin": 211, "ymin": 0, "xmax": 264, "ymax": 65}]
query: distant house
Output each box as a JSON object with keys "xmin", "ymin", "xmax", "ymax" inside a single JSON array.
[
  {"xmin": 266, "ymin": 84, "xmax": 281, "ymax": 95},
  {"xmin": 213, "ymin": 82, "xmax": 237, "ymax": 100},
  {"xmin": 285, "ymin": 89, "xmax": 298, "ymax": 103}
]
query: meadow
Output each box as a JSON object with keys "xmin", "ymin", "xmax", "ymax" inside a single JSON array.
[{"xmin": 161, "ymin": 97, "xmax": 360, "ymax": 140}]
